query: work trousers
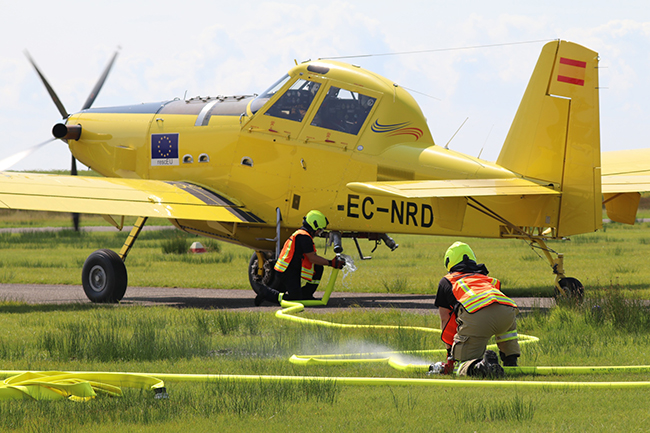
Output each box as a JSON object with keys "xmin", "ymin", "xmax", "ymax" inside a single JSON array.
[
  {"xmin": 451, "ymin": 302, "xmax": 520, "ymax": 364},
  {"xmin": 273, "ymin": 264, "xmax": 324, "ymax": 300}
]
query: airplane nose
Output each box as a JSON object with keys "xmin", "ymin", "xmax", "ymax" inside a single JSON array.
[{"xmin": 52, "ymin": 123, "xmax": 82, "ymax": 140}]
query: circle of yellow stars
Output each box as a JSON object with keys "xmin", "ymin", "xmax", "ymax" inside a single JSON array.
[{"xmin": 156, "ymin": 135, "xmax": 175, "ymax": 157}]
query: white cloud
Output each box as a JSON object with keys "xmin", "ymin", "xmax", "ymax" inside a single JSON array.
[{"xmin": 2, "ymin": 1, "xmax": 650, "ymax": 170}]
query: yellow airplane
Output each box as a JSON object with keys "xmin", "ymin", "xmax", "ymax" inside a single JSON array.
[{"xmin": 2, "ymin": 40, "xmax": 648, "ymax": 303}]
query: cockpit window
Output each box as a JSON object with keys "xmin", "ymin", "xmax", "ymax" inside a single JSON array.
[
  {"xmin": 264, "ymin": 79, "xmax": 321, "ymax": 122},
  {"xmin": 311, "ymin": 86, "xmax": 376, "ymax": 135},
  {"xmin": 249, "ymin": 74, "xmax": 291, "ymax": 114}
]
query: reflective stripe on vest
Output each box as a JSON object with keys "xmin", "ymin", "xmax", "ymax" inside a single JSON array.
[
  {"xmin": 274, "ymin": 229, "xmax": 316, "ymax": 281},
  {"xmin": 446, "ymin": 272, "xmax": 517, "ymax": 313}
]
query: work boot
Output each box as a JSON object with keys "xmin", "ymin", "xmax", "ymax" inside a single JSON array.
[
  {"xmin": 471, "ymin": 350, "xmax": 504, "ymax": 378},
  {"xmin": 254, "ymin": 285, "xmax": 281, "ymax": 306},
  {"xmin": 254, "ymin": 294, "xmax": 264, "ymax": 306},
  {"xmin": 500, "ymin": 351, "xmax": 519, "ymax": 367}
]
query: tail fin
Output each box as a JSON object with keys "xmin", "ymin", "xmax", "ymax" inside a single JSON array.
[{"xmin": 497, "ymin": 40, "xmax": 601, "ymax": 236}]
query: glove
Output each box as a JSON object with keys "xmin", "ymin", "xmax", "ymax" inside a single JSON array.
[{"xmin": 330, "ymin": 256, "xmax": 346, "ymax": 269}]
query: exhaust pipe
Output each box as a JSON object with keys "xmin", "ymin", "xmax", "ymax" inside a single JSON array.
[{"xmin": 52, "ymin": 123, "xmax": 82, "ymax": 141}]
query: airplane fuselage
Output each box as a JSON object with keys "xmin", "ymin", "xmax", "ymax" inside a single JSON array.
[{"xmin": 63, "ymin": 59, "xmax": 569, "ymax": 251}]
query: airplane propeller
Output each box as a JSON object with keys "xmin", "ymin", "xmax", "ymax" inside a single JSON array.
[{"xmin": 0, "ymin": 50, "xmax": 119, "ymax": 230}]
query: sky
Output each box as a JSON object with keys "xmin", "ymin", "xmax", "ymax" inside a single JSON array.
[{"xmin": 1, "ymin": 0, "xmax": 649, "ymax": 171}]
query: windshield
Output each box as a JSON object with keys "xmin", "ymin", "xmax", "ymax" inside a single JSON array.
[
  {"xmin": 249, "ymin": 74, "xmax": 291, "ymax": 114},
  {"xmin": 311, "ymin": 86, "xmax": 376, "ymax": 135},
  {"xmin": 263, "ymin": 79, "xmax": 321, "ymax": 122}
]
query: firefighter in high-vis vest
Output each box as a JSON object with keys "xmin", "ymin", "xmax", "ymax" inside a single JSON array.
[
  {"xmin": 431, "ymin": 241, "xmax": 520, "ymax": 377},
  {"xmin": 254, "ymin": 210, "xmax": 346, "ymax": 306}
]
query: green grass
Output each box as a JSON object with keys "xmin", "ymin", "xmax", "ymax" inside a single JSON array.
[
  {"xmin": 3, "ymin": 219, "xmax": 650, "ymax": 297},
  {"xmin": 0, "ymin": 290, "xmax": 648, "ymax": 432}
]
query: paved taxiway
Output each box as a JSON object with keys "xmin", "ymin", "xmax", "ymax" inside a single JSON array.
[{"xmin": 0, "ymin": 284, "xmax": 554, "ymax": 314}]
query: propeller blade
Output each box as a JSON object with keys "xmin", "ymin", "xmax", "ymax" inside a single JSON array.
[
  {"xmin": 24, "ymin": 51, "xmax": 69, "ymax": 119},
  {"xmin": 82, "ymin": 50, "xmax": 119, "ymax": 110},
  {"xmin": 0, "ymin": 138, "xmax": 56, "ymax": 171},
  {"xmin": 71, "ymin": 155, "xmax": 80, "ymax": 231},
  {"xmin": 71, "ymin": 154, "xmax": 78, "ymax": 176}
]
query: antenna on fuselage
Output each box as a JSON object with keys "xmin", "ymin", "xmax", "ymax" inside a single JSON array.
[
  {"xmin": 477, "ymin": 124, "xmax": 495, "ymax": 160},
  {"xmin": 444, "ymin": 117, "xmax": 468, "ymax": 150}
]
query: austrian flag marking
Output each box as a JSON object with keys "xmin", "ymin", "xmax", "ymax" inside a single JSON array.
[{"xmin": 557, "ymin": 57, "xmax": 586, "ymax": 86}]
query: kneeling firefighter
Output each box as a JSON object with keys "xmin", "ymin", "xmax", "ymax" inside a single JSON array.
[
  {"xmin": 254, "ymin": 210, "xmax": 346, "ymax": 306},
  {"xmin": 431, "ymin": 241, "xmax": 520, "ymax": 377}
]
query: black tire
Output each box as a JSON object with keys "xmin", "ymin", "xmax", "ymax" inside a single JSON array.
[
  {"xmin": 248, "ymin": 252, "xmax": 275, "ymax": 295},
  {"xmin": 555, "ymin": 277, "xmax": 584, "ymax": 302},
  {"xmin": 82, "ymin": 249, "xmax": 128, "ymax": 303}
]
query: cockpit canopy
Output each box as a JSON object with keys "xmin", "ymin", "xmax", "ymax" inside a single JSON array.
[{"xmin": 250, "ymin": 72, "xmax": 377, "ymax": 136}]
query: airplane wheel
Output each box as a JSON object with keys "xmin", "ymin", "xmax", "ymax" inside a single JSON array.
[
  {"xmin": 555, "ymin": 277, "xmax": 584, "ymax": 302},
  {"xmin": 248, "ymin": 252, "xmax": 275, "ymax": 295},
  {"xmin": 82, "ymin": 249, "xmax": 128, "ymax": 303}
]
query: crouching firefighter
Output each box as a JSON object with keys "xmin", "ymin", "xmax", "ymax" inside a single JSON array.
[
  {"xmin": 254, "ymin": 210, "xmax": 346, "ymax": 306},
  {"xmin": 430, "ymin": 242, "xmax": 520, "ymax": 378}
]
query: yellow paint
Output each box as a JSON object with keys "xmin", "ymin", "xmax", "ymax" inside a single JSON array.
[{"xmin": 2, "ymin": 40, "xmax": 640, "ymax": 253}]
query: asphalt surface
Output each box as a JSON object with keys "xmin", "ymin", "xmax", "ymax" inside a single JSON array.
[{"xmin": 0, "ymin": 283, "xmax": 555, "ymax": 314}]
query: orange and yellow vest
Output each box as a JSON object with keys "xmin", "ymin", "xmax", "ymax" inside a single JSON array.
[
  {"xmin": 441, "ymin": 272, "xmax": 517, "ymax": 346},
  {"xmin": 273, "ymin": 229, "xmax": 317, "ymax": 281}
]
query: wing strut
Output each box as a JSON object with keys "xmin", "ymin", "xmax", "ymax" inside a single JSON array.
[{"xmin": 119, "ymin": 217, "xmax": 148, "ymax": 261}]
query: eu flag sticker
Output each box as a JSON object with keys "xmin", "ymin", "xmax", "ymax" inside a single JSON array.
[{"xmin": 151, "ymin": 133, "xmax": 179, "ymax": 166}]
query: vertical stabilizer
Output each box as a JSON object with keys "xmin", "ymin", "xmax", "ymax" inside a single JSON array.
[{"xmin": 497, "ymin": 40, "xmax": 600, "ymax": 236}]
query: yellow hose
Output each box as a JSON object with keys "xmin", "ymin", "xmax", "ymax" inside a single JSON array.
[
  {"xmin": 3, "ymin": 267, "xmax": 649, "ymax": 398},
  {"xmin": 278, "ymin": 269, "xmax": 539, "ymax": 372}
]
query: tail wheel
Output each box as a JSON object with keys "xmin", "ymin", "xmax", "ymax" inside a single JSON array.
[
  {"xmin": 248, "ymin": 252, "xmax": 276, "ymax": 295},
  {"xmin": 82, "ymin": 249, "xmax": 128, "ymax": 303},
  {"xmin": 555, "ymin": 277, "xmax": 584, "ymax": 302}
]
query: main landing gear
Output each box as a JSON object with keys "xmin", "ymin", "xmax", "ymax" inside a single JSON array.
[
  {"xmin": 81, "ymin": 216, "xmax": 147, "ymax": 303},
  {"xmin": 248, "ymin": 251, "xmax": 276, "ymax": 296}
]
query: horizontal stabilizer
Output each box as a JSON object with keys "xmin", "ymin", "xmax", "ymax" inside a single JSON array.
[
  {"xmin": 602, "ymin": 175, "xmax": 650, "ymax": 194},
  {"xmin": 347, "ymin": 178, "xmax": 559, "ymax": 199},
  {"xmin": 601, "ymin": 149, "xmax": 650, "ymax": 224}
]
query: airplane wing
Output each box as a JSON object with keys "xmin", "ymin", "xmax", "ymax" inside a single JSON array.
[
  {"xmin": 347, "ymin": 178, "xmax": 559, "ymax": 199},
  {"xmin": 0, "ymin": 172, "xmax": 264, "ymax": 223},
  {"xmin": 601, "ymin": 149, "xmax": 650, "ymax": 224}
]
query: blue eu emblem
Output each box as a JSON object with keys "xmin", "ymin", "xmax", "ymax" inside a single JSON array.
[{"xmin": 151, "ymin": 133, "xmax": 179, "ymax": 166}]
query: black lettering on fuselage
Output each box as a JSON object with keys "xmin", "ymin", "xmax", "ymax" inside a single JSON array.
[
  {"xmin": 406, "ymin": 202, "xmax": 418, "ymax": 226},
  {"xmin": 347, "ymin": 194, "xmax": 360, "ymax": 218},
  {"xmin": 421, "ymin": 204, "xmax": 433, "ymax": 228},
  {"xmin": 391, "ymin": 200, "xmax": 403, "ymax": 224},
  {"xmin": 345, "ymin": 194, "xmax": 434, "ymax": 227},
  {"xmin": 362, "ymin": 196, "xmax": 374, "ymax": 219}
]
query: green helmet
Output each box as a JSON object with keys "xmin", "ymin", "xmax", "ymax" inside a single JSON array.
[
  {"xmin": 444, "ymin": 241, "xmax": 476, "ymax": 271},
  {"xmin": 304, "ymin": 210, "xmax": 328, "ymax": 231}
]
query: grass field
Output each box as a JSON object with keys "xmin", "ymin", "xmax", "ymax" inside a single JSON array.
[
  {"xmin": 2, "ymin": 205, "xmax": 650, "ymax": 432},
  {"xmin": 0, "ymin": 294, "xmax": 648, "ymax": 432},
  {"xmin": 2, "ymin": 210, "xmax": 650, "ymax": 298}
]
